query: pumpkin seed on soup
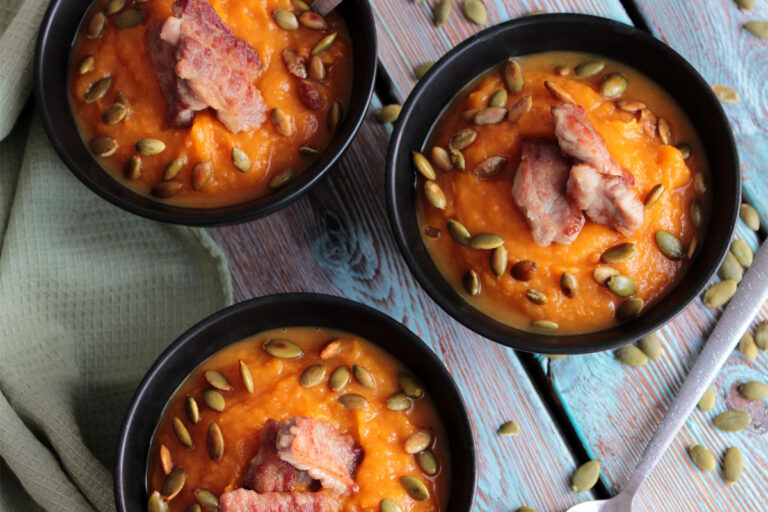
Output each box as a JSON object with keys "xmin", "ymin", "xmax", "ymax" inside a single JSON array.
[
  {"xmin": 600, "ymin": 73, "xmax": 628, "ymax": 99},
  {"xmin": 202, "ymin": 389, "xmax": 225, "ymax": 412},
  {"xmin": 606, "ymin": 274, "xmax": 636, "ymax": 297},
  {"xmin": 185, "ymin": 395, "xmax": 200, "ymax": 424},
  {"xmin": 239, "ymin": 360, "xmax": 254, "ymax": 393},
  {"xmin": 77, "ymin": 55, "xmax": 95, "ymax": 75},
  {"xmin": 162, "ymin": 159, "xmax": 184, "ymax": 181},
  {"xmin": 431, "ymin": 146, "xmax": 452, "ymax": 172},
  {"xmin": 102, "ymin": 102, "xmax": 128, "ymax": 125},
  {"xmin": 593, "ymin": 266, "xmax": 619, "ymax": 286},
  {"xmin": 510, "ymin": 260, "xmax": 537, "ymax": 281},
  {"xmin": 387, "ymin": 392, "xmax": 412, "ymax": 411},
  {"xmin": 404, "ymin": 429, "xmax": 433, "ymax": 454},
  {"xmin": 469, "ymin": 232, "xmax": 504, "ymax": 250},
  {"xmin": 473, "ymin": 156, "xmax": 506, "ymax": 178},
  {"xmin": 273, "ymin": 9, "xmax": 298, "ymax": 30},
  {"xmin": 412, "ymin": 151, "xmax": 436, "ymax": 180},
  {"xmin": 644, "ymin": 183, "xmax": 665, "ymax": 207},
  {"xmin": 152, "ymin": 182, "xmax": 182, "ymax": 199},
  {"xmin": 190, "ymin": 162, "xmax": 214, "ymax": 197},
  {"xmin": 416, "ymin": 450, "xmax": 438, "ymax": 475},
  {"xmin": 424, "ymin": 181, "xmax": 447, "ymax": 210},
  {"xmin": 601, "ymin": 242, "xmax": 637, "ymax": 264},
  {"xmin": 544, "ymin": 80, "xmax": 574, "ymax": 103},
  {"xmin": 399, "ymin": 475, "xmax": 430, "ymax": 501},
  {"xmin": 159, "ymin": 444, "xmax": 173, "ymax": 474},
  {"xmin": 526, "ymin": 289, "xmax": 547, "ymax": 305},
  {"xmin": 449, "ymin": 128, "xmax": 477, "ymax": 151},
  {"xmin": 135, "ymin": 138, "xmax": 165, "ymax": 156},
  {"xmin": 446, "ymin": 219, "xmax": 470, "ymax": 246},
  {"xmin": 204, "ymin": 370, "xmax": 232, "ymax": 391},
  {"xmin": 398, "ymin": 372, "xmax": 424, "ymax": 398},
  {"xmin": 675, "ymin": 143, "xmax": 692, "ymax": 159},
  {"xmin": 193, "ymin": 488, "xmax": 219, "ymax": 512},
  {"xmin": 85, "ymin": 76, "xmax": 111, "ymax": 102},
  {"xmin": 490, "ymin": 246, "xmax": 507, "ymax": 278},
  {"xmin": 269, "ymin": 168, "xmax": 295, "ymax": 190},
  {"xmin": 115, "ymin": 8, "xmax": 146, "ymax": 28},
  {"xmin": 560, "ymin": 272, "xmax": 578, "ymax": 298},
  {"xmin": 507, "ymin": 95, "xmax": 532, "ymax": 122},
  {"xmin": 148, "ymin": 491, "xmax": 168, "ymax": 512},
  {"xmin": 489, "ymin": 88, "xmax": 507, "ymax": 108},
  {"xmin": 86, "ymin": 12, "xmax": 106, "ymax": 38},
  {"xmin": 531, "ymin": 320, "xmax": 559, "ymax": 331},
  {"xmin": 320, "ymin": 340, "xmax": 341, "ymax": 359},
  {"xmin": 503, "ymin": 59, "xmax": 524, "ymax": 93},
  {"xmin": 657, "ymin": 117, "xmax": 672, "ymax": 144},
  {"xmin": 473, "ymin": 107, "xmax": 507, "ymax": 126},
  {"xmin": 380, "ymin": 498, "xmax": 403, "ymax": 512},
  {"xmin": 329, "ymin": 366, "xmax": 351, "ymax": 391},
  {"xmin": 161, "ymin": 468, "xmax": 187, "ymax": 500},
  {"xmin": 300, "ymin": 364, "xmax": 326, "ymax": 388},
  {"xmin": 449, "ymin": 148, "xmax": 465, "ymax": 170},
  {"xmin": 207, "ymin": 422, "xmax": 224, "ymax": 461},
  {"xmin": 231, "ymin": 148, "xmax": 251, "ymax": 172},
  {"xmin": 574, "ymin": 60, "xmax": 605, "ymax": 78},
  {"xmin": 338, "ymin": 393, "xmax": 369, "ymax": 410},
  {"xmin": 172, "ymin": 417, "xmax": 194, "ymax": 449},
  {"xmin": 616, "ymin": 298, "xmax": 644, "ymax": 320},
  {"xmin": 352, "ymin": 364, "xmax": 376, "ymax": 389},
  {"xmin": 298, "ymin": 11, "xmax": 327, "ymax": 30},
  {"xmin": 311, "ymin": 32, "xmax": 337, "ymax": 55},
  {"xmin": 655, "ymin": 230, "xmax": 684, "ymax": 260},
  {"xmin": 90, "ymin": 136, "xmax": 117, "ymax": 157}
]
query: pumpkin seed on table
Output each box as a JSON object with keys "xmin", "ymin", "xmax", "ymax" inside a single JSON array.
[
  {"xmin": 463, "ymin": 268, "xmax": 481, "ymax": 295},
  {"xmin": 740, "ymin": 203, "xmax": 760, "ymax": 231},
  {"xmin": 489, "ymin": 88, "xmax": 507, "ymax": 108},
  {"xmin": 719, "ymin": 252, "xmax": 744, "ymax": 282},
  {"xmin": 90, "ymin": 136, "xmax": 117, "ymax": 157},
  {"xmin": 655, "ymin": 230, "xmax": 684, "ymax": 260},
  {"xmin": 207, "ymin": 422, "xmax": 224, "ymax": 461},
  {"xmin": 697, "ymin": 386, "xmax": 716, "ymax": 411},
  {"xmin": 745, "ymin": 21, "xmax": 768, "ymax": 39},
  {"xmin": 574, "ymin": 60, "xmax": 605, "ymax": 78},
  {"xmin": 399, "ymin": 475, "xmax": 430, "ymax": 501},
  {"xmin": 161, "ymin": 467, "xmax": 186, "ymax": 500},
  {"xmin": 644, "ymin": 183, "xmax": 665, "ymax": 207},
  {"xmin": 593, "ymin": 266, "xmax": 619, "ymax": 285},
  {"xmin": 160, "ymin": 444, "xmax": 173, "ymax": 474},
  {"xmin": 399, "ymin": 372, "xmax": 424, "ymax": 398},
  {"xmin": 713, "ymin": 410, "xmax": 751, "ymax": 431},
  {"xmin": 239, "ymin": 360, "xmax": 254, "ymax": 393},
  {"xmin": 462, "ymin": 0, "xmax": 487, "ymax": 25},
  {"xmin": 300, "ymin": 364, "xmax": 326, "ymax": 387},
  {"xmin": 404, "ymin": 429, "xmax": 433, "ymax": 453},
  {"xmin": 115, "ymin": 8, "xmax": 146, "ymax": 28},
  {"xmin": 185, "ymin": 395, "xmax": 200, "ymax": 424},
  {"xmin": 86, "ymin": 12, "xmax": 106, "ymax": 38},
  {"xmin": 526, "ymin": 289, "xmax": 547, "ymax": 305},
  {"xmin": 148, "ymin": 491, "xmax": 168, "ymax": 512},
  {"xmin": 503, "ymin": 59, "xmax": 524, "ymax": 93},
  {"xmin": 338, "ymin": 393, "xmax": 369, "ymax": 410},
  {"xmin": 387, "ymin": 391, "xmax": 412, "ymax": 411},
  {"xmin": 723, "ymin": 447, "xmax": 743, "ymax": 484},
  {"xmin": 711, "ymin": 84, "xmax": 740, "ymax": 103},
  {"xmin": 531, "ymin": 320, "xmax": 559, "ymax": 331},
  {"xmin": 560, "ymin": 272, "xmax": 578, "ymax": 298},
  {"xmin": 490, "ymin": 246, "xmax": 507, "ymax": 278},
  {"xmin": 309, "ymin": 55, "xmax": 325, "ymax": 81},
  {"xmin": 739, "ymin": 331, "xmax": 758, "ymax": 359},
  {"xmin": 600, "ymin": 73, "xmax": 628, "ymax": 99},
  {"xmin": 329, "ymin": 365, "xmax": 351, "ymax": 391},
  {"xmin": 416, "ymin": 449, "xmax": 438, "ymax": 475},
  {"xmin": 376, "ymin": 104, "xmax": 401, "ymax": 124},
  {"xmin": 433, "ymin": 0, "xmax": 452, "ymax": 27},
  {"xmin": 194, "ymin": 488, "xmax": 219, "ymax": 512},
  {"xmin": 571, "ymin": 460, "xmax": 600, "ymax": 492},
  {"xmin": 449, "ymin": 129, "xmax": 477, "ymax": 151},
  {"xmin": 473, "ymin": 107, "xmax": 507, "ymax": 125},
  {"xmin": 273, "ymin": 9, "xmax": 298, "ymax": 30},
  {"xmin": 77, "ymin": 55, "xmax": 95, "ymax": 75},
  {"xmin": 101, "ymin": 102, "xmax": 128, "ymax": 125},
  {"xmin": 755, "ymin": 321, "xmax": 768, "ymax": 350},
  {"xmin": 446, "ymin": 219, "xmax": 471, "ymax": 246},
  {"xmin": 473, "ymin": 156, "xmax": 506, "ymax": 178},
  {"xmin": 431, "ymin": 146, "xmax": 452, "ymax": 172},
  {"xmin": 412, "ymin": 151, "xmax": 436, "ymax": 180},
  {"xmin": 510, "ymin": 260, "xmax": 537, "ymax": 281},
  {"xmin": 544, "ymin": 80, "xmax": 575, "ymax": 103},
  {"xmin": 688, "ymin": 445, "xmax": 715, "ymax": 471},
  {"xmin": 657, "ymin": 117, "xmax": 672, "ymax": 144},
  {"xmin": 449, "ymin": 148, "xmax": 465, "ymax": 170},
  {"xmin": 469, "ymin": 232, "xmax": 504, "ymax": 250},
  {"xmin": 264, "ymin": 338, "xmax": 303, "ymax": 358},
  {"xmin": 601, "ymin": 242, "xmax": 637, "ymax": 264},
  {"xmin": 162, "ymin": 159, "xmax": 184, "ymax": 181},
  {"xmin": 380, "ymin": 498, "xmax": 402, "ymax": 512},
  {"xmin": 414, "ymin": 61, "xmax": 434, "ymax": 80},
  {"xmin": 616, "ymin": 298, "xmax": 644, "ymax": 320},
  {"xmin": 731, "ymin": 239, "xmax": 753, "ymax": 267},
  {"xmin": 299, "ymin": 11, "xmax": 327, "ymax": 30},
  {"xmin": 104, "ymin": 0, "xmax": 125, "ymax": 15},
  {"xmin": 352, "ymin": 364, "xmax": 375, "ymax": 388},
  {"xmin": 507, "ymin": 95, "xmax": 532, "ymax": 122},
  {"xmin": 702, "ymin": 280, "xmax": 738, "ymax": 309},
  {"xmin": 739, "ymin": 381, "xmax": 768, "ymax": 400},
  {"xmin": 135, "ymin": 138, "xmax": 165, "ymax": 155},
  {"xmin": 152, "ymin": 182, "xmax": 182, "ymax": 199},
  {"xmin": 615, "ymin": 345, "xmax": 647, "ymax": 367},
  {"xmin": 311, "ymin": 32, "xmax": 337, "ymax": 55},
  {"xmin": 202, "ymin": 389, "xmax": 225, "ymax": 412},
  {"xmin": 497, "ymin": 420, "xmax": 520, "ymax": 436},
  {"xmin": 638, "ymin": 332, "xmax": 663, "ymax": 361},
  {"xmin": 85, "ymin": 76, "xmax": 111, "ymax": 102}
]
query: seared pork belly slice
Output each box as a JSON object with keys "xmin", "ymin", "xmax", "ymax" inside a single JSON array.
[
  {"xmin": 551, "ymin": 103, "xmax": 634, "ymax": 184},
  {"xmin": 219, "ymin": 489, "xmax": 339, "ymax": 512},
  {"xmin": 512, "ymin": 140, "xmax": 585, "ymax": 246},
  {"xmin": 276, "ymin": 417, "xmax": 364, "ymax": 495},
  {"xmin": 244, "ymin": 419, "xmax": 314, "ymax": 493},
  {"xmin": 567, "ymin": 164, "xmax": 645, "ymax": 236}
]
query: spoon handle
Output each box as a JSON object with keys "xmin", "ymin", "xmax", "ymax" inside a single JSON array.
[
  {"xmin": 624, "ymin": 240, "xmax": 768, "ymax": 495},
  {"xmin": 311, "ymin": 0, "xmax": 343, "ymax": 16}
]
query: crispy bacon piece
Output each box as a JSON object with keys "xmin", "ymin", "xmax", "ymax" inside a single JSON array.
[
  {"xmin": 150, "ymin": 0, "xmax": 267, "ymax": 132},
  {"xmin": 244, "ymin": 420, "xmax": 314, "ymax": 493},
  {"xmin": 512, "ymin": 140, "xmax": 585, "ymax": 246},
  {"xmin": 276, "ymin": 417, "xmax": 364, "ymax": 495},
  {"xmin": 219, "ymin": 489, "xmax": 339, "ymax": 512}
]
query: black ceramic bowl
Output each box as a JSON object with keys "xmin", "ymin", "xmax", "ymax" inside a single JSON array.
[
  {"xmin": 35, "ymin": 1, "xmax": 376, "ymax": 226},
  {"xmin": 387, "ymin": 14, "xmax": 740, "ymax": 354},
  {"xmin": 115, "ymin": 293, "xmax": 476, "ymax": 511}
]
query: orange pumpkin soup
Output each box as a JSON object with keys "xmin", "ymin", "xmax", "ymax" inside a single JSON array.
[
  {"xmin": 416, "ymin": 52, "xmax": 708, "ymax": 334},
  {"xmin": 70, "ymin": 0, "xmax": 352, "ymax": 207},
  {"xmin": 147, "ymin": 327, "xmax": 450, "ymax": 512}
]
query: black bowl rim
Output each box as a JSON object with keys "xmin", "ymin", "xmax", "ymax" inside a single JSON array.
[
  {"xmin": 114, "ymin": 292, "xmax": 477, "ymax": 511},
  {"xmin": 386, "ymin": 13, "xmax": 741, "ymax": 355},
  {"xmin": 34, "ymin": 0, "xmax": 377, "ymax": 226}
]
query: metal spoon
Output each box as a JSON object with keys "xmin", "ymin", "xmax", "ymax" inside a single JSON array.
[
  {"xmin": 567, "ymin": 240, "xmax": 768, "ymax": 512},
  {"xmin": 311, "ymin": 0, "xmax": 342, "ymax": 17}
]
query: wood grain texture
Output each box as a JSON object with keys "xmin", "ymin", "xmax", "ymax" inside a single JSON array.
[{"xmin": 208, "ymin": 116, "xmax": 596, "ymax": 511}]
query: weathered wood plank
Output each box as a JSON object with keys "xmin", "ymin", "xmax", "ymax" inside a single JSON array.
[{"xmin": 208, "ymin": 115, "xmax": 595, "ymax": 511}]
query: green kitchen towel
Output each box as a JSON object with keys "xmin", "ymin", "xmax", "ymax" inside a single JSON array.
[{"xmin": 0, "ymin": 1, "xmax": 234, "ymax": 511}]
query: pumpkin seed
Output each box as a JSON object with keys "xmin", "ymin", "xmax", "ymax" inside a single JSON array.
[
  {"xmin": 161, "ymin": 468, "xmax": 186, "ymax": 500},
  {"xmin": 469, "ymin": 232, "xmax": 504, "ymax": 250},
  {"xmin": 531, "ymin": 320, "xmax": 559, "ymax": 331},
  {"xmin": 115, "ymin": 91, "xmax": 131, "ymax": 117},
  {"xmin": 404, "ymin": 429, "xmax": 433, "ymax": 454},
  {"xmin": 503, "ymin": 59, "xmax": 524, "ymax": 93},
  {"xmin": 204, "ymin": 370, "xmax": 232, "ymax": 391},
  {"xmin": 399, "ymin": 372, "xmax": 424, "ymax": 398},
  {"xmin": 616, "ymin": 99, "xmax": 646, "ymax": 112},
  {"xmin": 77, "ymin": 55, "xmax": 95, "ymax": 75},
  {"xmin": 675, "ymin": 143, "xmax": 691, "ymax": 159},
  {"xmin": 731, "ymin": 239, "xmax": 754, "ymax": 268},
  {"xmin": 328, "ymin": 102, "xmax": 342, "ymax": 132},
  {"xmin": 698, "ymin": 386, "xmax": 716, "ymax": 411},
  {"xmin": 723, "ymin": 447, "xmax": 743, "ymax": 483},
  {"xmin": 719, "ymin": 252, "xmax": 744, "ymax": 283},
  {"xmin": 446, "ymin": 219, "xmax": 471, "ymax": 246},
  {"xmin": 449, "ymin": 129, "xmax": 477, "ymax": 151},
  {"xmin": 135, "ymin": 138, "xmax": 165, "ymax": 156},
  {"xmin": 115, "ymin": 8, "xmax": 146, "ymax": 28},
  {"xmin": 191, "ymin": 162, "xmax": 212, "ymax": 190},
  {"xmin": 616, "ymin": 298, "xmax": 644, "ymax": 320},
  {"xmin": 739, "ymin": 203, "xmax": 760, "ymax": 231},
  {"xmin": 352, "ymin": 364, "xmax": 376, "ymax": 389},
  {"xmin": 713, "ymin": 410, "xmax": 751, "ymax": 431},
  {"xmin": 497, "ymin": 420, "xmax": 520, "ymax": 436},
  {"xmin": 644, "ymin": 183, "xmax": 665, "ymax": 207},
  {"xmin": 655, "ymin": 230, "xmax": 684, "ymax": 260},
  {"xmin": 273, "ymin": 9, "xmax": 298, "ymax": 30},
  {"xmin": 473, "ymin": 156, "xmax": 506, "ymax": 178},
  {"xmin": 300, "ymin": 364, "xmax": 326, "ymax": 387},
  {"xmin": 293, "ymin": 0, "xmax": 311, "ymax": 12},
  {"xmin": 104, "ymin": 0, "xmax": 125, "ymax": 15},
  {"xmin": 148, "ymin": 491, "xmax": 169, "ymax": 512},
  {"xmin": 574, "ymin": 60, "xmax": 605, "ymax": 78},
  {"xmin": 193, "ymin": 489, "xmax": 219, "ymax": 512},
  {"xmin": 264, "ymin": 338, "xmax": 303, "ymax": 358},
  {"xmin": 687, "ymin": 237, "xmax": 698, "ymax": 260},
  {"xmin": 329, "ymin": 366, "xmax": 351, "ymax": 391},
  {"xmin": 601, "ymin": 243, "xmax": 637, "ymax": 264},
  {"xmin": 230, "ymin": 148, "xmax": 251, "ymax": 172},
  {"xmin": 745, "ymin": 21, "xmax": 768, "ymax": 39},
  {"xmin": 638, "ymin": 332, "xmax": 663, "ymax": 361},
  {"xmin": 309, "ymin": 55, "xmax": 325, "ymax": 82},
  {"xmin": 511, "ymin": 260, "xmax": 537, "ymax": 281},
  {"xmin": 712, "ymin": 84, "xmax": 740, "ymax": 103},
  {"xmin": 162, "ymin": 159, "xmax": 184, "ymax": 181},
  {"xmin": 693, "ymin": 172, "xmax": 706, "ymax": 194},
  {"xmin": 593, "ymin": 266, "xmax": 619, "ymax": 285},
  {"xmin": 554, "ymin": 64, "xmax": 571, "ymax": 76},
  {"xmin": 269, "ymin": 168, "xmax": 295, "ymax": 190},
  {"xmin": 571, "ymin": 460, "xmax": 600, "ymax": 492},
  {"xmin": 239, "ymin": 360, "xmax": 254, "ymax": 393},
  {"xmin": 86, "ymin": 12, "xmax": 106, "ymax": 38},
  {"xmin": 615, "ymin": 345, "xmax": 647, "ymax": 367},
  {"xmin": 85, "ymin": 76, "xmax": 112, "ymax": 102},
  {"xmin": 207, "ymin": 422, "xmax": 224, "ymax": 461},
  {"xmin": 431, "ymin": 146, "xmax": 452, "ymax": 172},
  {"xmin": 702, "ymin": 280, "xmax": 738, "ymax": 308},
  {"xmin": 755, "ymin": 322, "xmax": 768, "ymax": 350},
  {"xmin": 607, "ymin": 274, "xmax": 637, "ymax": 297},
  {"xmin": 400, "ymin": 475, "xmax": 430, "ymax": 501},
  {"xmin": 560, "ymin": 272, "xmax": 578, "ymax": 298},
  {"xmin": 159, "ymin": 444, "xmax": 173, "ymax": 475},
  {"xmin": 689, "ymin": 445, "xmax": 715, "ymax": 471},
  {"xmin": 380, "ymin": 498, "xmax": 403, "ymax": 512},
  {"xmin": 463, "ymin": 269, "xmax": 480, "ymax": 296},
  {"xmin": 320, "ymin": 340, "xmax": 342, "ymax": 359},
  {"xmin": 516, "ymin": 508, "xmax": 537, "ymax": 512},
  {"xmin": 433, "ymin": 0, "xmax": 452, "ymax": 27},
  {"xmin": 299, "ymin": 146, "xmax": 320, "ymax": 158},
  {"xmin": 462, "ymin": 109, "xmax": 480, "ymax": 122},
  {"xmin": 507, "ymin": 95, "xmax": 532, "ymax": 122},
  {"xmin": 736, "ymin": 0, "xmax": 754, "ymax": 8},
  {"xmin": 375, "ymin": 104, "xmax": 402, "ymax": 124},
  {"xmin": 473, "ymin": 107, "xmax": 508, "ymax": 125},
  {"xmin": 89, "ymin": 136, "xmax": 117, "ymax": 157},
  {"xmin": 690, "ymin": 200, "xmax": 703, "ymax": 229},
  {"xmin": 185, "ymin": 395, "xmax": 200, "ymax": 424},
  {"xmin": 739, "ymin": 381, "xmax": 768, "ymax": 400},
  {"xmin": 490, "ymin": 246, "xmax": 507, "ymax": 278},
  {"xmin": 270, "ymin": 108, "xmax": 293, "ymax": 137},
  {"xmin": 202, "ymin": 389, "xmax": 225, "ymax": 412},
  {"xmin": 416, "ymin": 449, "xmax": 438, "ymax": 475},
  {"xmin": 298, "ymin": 11, "xmax": 327, "ymax": 30},
  {"xmin": 186, "ymin": 505, "xmax": 202, "ymax": 512},
  {"xmin": 152, "ymin": 182, "xmax": 182, "ymax": 199},
  {"xmin": 102, "ymin": 102, "xmax": 128, "ymax": 125},
  {"xmin": 414, "ymin": 61, "xmax": 434, "ymax": 80},
  {"xmin": 657, "ymin": 117, "xmax": 672, "ymax": 144},
  {"xmin": 412, "ymin": 151, "xmax": 436, "ymax": 180},
  {"xmin": 526, "ymin": 289, "xmax": 547, "ymax": 305},
  {"xmin": 282, "ymin": 49, "xmax": 307, "ymax": 79},
  {"xmin": 489, "ymin": 88, "xmax": 507, "ymax": 108},
  {"xmin": 544, "ymin": 80, "xmax": 574, "ymax": 103},
  {"xmin": 387, "ymin": 392, "xmax": 412, "ymax": 410},
  {"xmin": 739, "ymin": 332, "xmax": 758, "ymax": 359},
  {"xmin": 311, "ymin": 32, "xmax": 337, "ymax": 55},
  {"xmin": 600, "ymin": 73, "xmax": 628, "ymax": 99},
  {"xmin": 462, "ymin": 0, "xmax": 487, "ymax": 24},
  {"xmin": 449, "ymin": 148, "xmax": 465, "ymax": 170},
  {"xmin": 338, "ymin": 393, "xmax": 369, "ymax": 410}
]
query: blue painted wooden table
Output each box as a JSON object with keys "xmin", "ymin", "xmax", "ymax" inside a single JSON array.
[{"xmin": 210, "ymin": 0, "xmax": 768, "ymax": 510}]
